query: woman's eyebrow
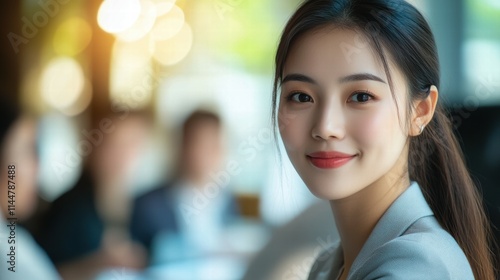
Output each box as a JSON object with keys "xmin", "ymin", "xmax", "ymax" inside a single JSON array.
[
  {"xmin": 281, "ymin": 73, "xmax": 318, "ymax": 85},
  {"xmin": 339, "ymin": 73, "xmax": 387, "ymax": 84},
  {"xmin": 281, "ymin": 72, "xmax": 386, "ymax": 85}
]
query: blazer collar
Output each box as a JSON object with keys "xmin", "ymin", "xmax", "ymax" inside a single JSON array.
[{"xmin": 348, "ymin": 181, "xmax": 434, "ymax": 275}]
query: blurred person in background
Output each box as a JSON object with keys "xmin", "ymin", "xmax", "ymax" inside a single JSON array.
[
  {"xmin": 35, "ymin": 111, "xmax": 151, "ymax": 280},
  {"xmin": 0, "ymin": 98, "xmax": 60, "ymax": 280},
  {"xmin": 130, "ymin": 109, "xmax": 240, "ymax": 264},
  {"xmin": 243, "ymin": 201, "xmax": 337, "ymax": 280}
]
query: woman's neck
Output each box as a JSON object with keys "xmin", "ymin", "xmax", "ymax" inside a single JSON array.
[{"xmin": 330, "ymin": 174, "xmax": 410, "ymax": 277}]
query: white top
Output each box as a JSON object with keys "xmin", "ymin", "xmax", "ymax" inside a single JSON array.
[{"xmin": 0, "ymin": 212, "xmax": 60, "ymax": 280}]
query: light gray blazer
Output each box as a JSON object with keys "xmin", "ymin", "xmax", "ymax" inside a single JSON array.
[{"xmin": 308, "ymin": 181, "xmax": 475, "ymax": 280}]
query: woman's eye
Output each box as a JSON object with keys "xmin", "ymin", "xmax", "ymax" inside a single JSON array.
[
  {"xmin": 289, "ymin": 92, "xmax": 313, "ymax": 103},
  {"xmin": 349, "ymin": 92, "xmax": 373, "ymax": 103}
]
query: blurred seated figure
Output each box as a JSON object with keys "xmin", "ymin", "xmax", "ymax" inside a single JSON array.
[
  {"xmin": 130, "ymin": 109, "xmax": 240, "ymax": 265},
  {"xmin": 243, "ymin": 201, "xmax": 337, "ymax": 280},
  {"xmin": 35, "ymin": 112, "xmax": 151, "ymax": 280},
  {"xmin": 0, "ymin": 99, "xmax": 60, "ymax": 280}
]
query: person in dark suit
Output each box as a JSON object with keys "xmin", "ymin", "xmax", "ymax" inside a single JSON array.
[
  {"xmin": 35, "ymin": 112, "xmax": 151, "ymax": 279},
  {"xmin": 130, "ymin": 109, "xmax": 239, "ymax": 262}
]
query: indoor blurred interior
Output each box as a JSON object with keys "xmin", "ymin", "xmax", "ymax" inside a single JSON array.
[{"xmin": 0, "ymin": 0, "xmax": 499, "ymax": 279}]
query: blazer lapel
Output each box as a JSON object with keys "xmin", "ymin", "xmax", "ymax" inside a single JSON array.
[{"xmin": 348, "ymin": 181, "xmax": 434, "ymax": 277}]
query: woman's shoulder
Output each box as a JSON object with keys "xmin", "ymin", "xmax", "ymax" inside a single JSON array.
[{"xmin": 351, "ymin": 216, "xmax": 474, "ymax": 279}]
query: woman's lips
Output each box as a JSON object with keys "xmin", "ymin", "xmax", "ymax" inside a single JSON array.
[{"xmin": 306, "ymin": 151, "xmax": 357, "ymax": 169}]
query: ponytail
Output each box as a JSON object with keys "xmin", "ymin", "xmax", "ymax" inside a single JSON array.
[{"xmin": 409, "ymin": 104, "xmax": 496, "ymax": 280}]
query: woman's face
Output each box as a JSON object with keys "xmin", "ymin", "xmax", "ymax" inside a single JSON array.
[{"xmin": 278, "ymin": 27, "xmax": 411, "ymax": 200}]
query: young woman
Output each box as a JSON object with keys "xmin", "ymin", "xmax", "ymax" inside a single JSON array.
[{"xmin": 272, "ymin": 0, "xmax": 495, "ymax": 279}]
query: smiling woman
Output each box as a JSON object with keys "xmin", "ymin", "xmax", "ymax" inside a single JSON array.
[
  {"xmin": 278, "ymin": 26, "xmax": 413, "ymax": 201},
  {"xmin": 273, "ymin": 0, "xmax": 496, "ymax": 279}
]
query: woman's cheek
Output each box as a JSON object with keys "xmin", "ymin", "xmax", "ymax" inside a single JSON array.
[
  {"xmin": 278, "ymin": 103, "xmax": 301, "ymax": 130},
  {"xmin": 279, "ymin": 120, "xmax": 302, "ymax": 153},
  {"xmin": 279, "ymin": 110, "xmax": 308, "ymax": 153},
  {"xmin": 351, "ymin": 106, "xmax": 394, "ymax": 149}
]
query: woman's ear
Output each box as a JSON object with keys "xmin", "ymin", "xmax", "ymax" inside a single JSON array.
[{"xmin": 410, "ymin": 85, "xmax": 439, "ymax": 136}]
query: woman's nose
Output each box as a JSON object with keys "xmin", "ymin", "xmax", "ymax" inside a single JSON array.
[{"xmin": 311, "ymin": 104, "xmax": 345, "ymax": 141}]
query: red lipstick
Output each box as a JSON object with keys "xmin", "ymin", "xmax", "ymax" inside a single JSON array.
[{"xmin": 307, "ymin": 151, "xmax": 357, "ymax": 169}]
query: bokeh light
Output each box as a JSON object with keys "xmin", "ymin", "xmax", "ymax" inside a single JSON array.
[
  {"xmin": 53, "ymin": 17, "xmax": 92, "ymax": 56},
  {"xmin": 154, "ymin": 0, "xmax": 177, "ymax": 16},
  {"xmin": 150, "ymin": 4, "xmax": 185, "ymax": 41},
  {"xmin": 151, "ymin": 22, "xmax": 193, "ymax": 66},
  {"xmin": 117, "ymin": 0, "xmax": 158, "ymax": 42},
  {"xmin": 97, "ymin": 0, "xmax": 142, "ymax": 34},
  {"xmin": 40, "ymin": 57, "xmax": 91, "ymax": 115},
  {"xmin": 110, "ymin": 38, "xmax": 154, "ymax": 109}
]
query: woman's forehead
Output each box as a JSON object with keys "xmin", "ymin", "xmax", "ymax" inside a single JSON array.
[{"xmin": 283, "ymin": 27, "xmax": 389, "ymax": 84}]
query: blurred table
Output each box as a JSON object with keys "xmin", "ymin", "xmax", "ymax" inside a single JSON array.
[{"xmin": 95, "ymin": 218, "xmax": 270, "ymax": 280}]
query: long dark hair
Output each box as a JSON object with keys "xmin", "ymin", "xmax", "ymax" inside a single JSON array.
[{"xmin": 272, "ymin": 0, "xmax": 495, "ymax": 279}]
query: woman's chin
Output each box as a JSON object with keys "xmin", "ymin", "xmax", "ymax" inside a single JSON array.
[{"xmin": 306, "ymin": 185, "xmax": 355, "ymax": 201}]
